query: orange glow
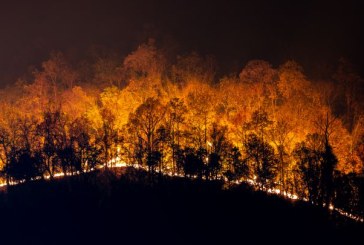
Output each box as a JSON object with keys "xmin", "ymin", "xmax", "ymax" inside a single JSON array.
[{"xmin": 0, "ymin": 46, "xmax": 363, "ymax": 224}]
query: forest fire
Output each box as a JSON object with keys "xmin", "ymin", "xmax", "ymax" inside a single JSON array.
[
  {"xmin": 0, "ymin": 45, "xmax": 363, "ymax": 223},
  {"xmin": 1, "ymin": 150, "xmax": 363, "ymax": 223},
  {"xmin": 0, "ymin": 1, "xmax": 363, "ymax": 244}
]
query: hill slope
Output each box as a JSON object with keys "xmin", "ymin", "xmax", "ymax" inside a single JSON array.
[{"xmin": 0, "ymin": 168, "xmax": 362, "ymax": 245}]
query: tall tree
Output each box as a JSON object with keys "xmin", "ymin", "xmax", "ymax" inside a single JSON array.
[
  {"xmin": 37, "ymin": 110, "xmax": 67, "ymax": 179},
  {"xmin": 269, "ymin": 119, "xmax": 294, "ymax": 194},
  {"xmin": 293, "ymin": 136, "xmax": 323, "ymax": 204},
  {"xmin": 244, "ymin": 133, "xmax": 277, "ymax": 190},
  {"xmin": 167, "ymin": 98, "xmax": 187, "ymax": 174},
  {"xmin": 314, "ymin": 113, "xmax": 338, "ymax": 208},
  {"xmin": 127, "ymin": 98, "xmax": 166, "ymax": 172}
]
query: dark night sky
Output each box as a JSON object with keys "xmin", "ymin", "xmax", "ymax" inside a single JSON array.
[{"xmin": 0, "ymin": 0, "xmax": 363, "ymax": 86}]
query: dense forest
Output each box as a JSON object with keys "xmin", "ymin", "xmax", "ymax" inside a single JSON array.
[{"xmin": 0, "ymin": 39, "xmax": 363, "ymax": 220}]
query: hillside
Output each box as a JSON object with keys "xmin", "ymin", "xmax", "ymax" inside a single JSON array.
[{"xmin": 0, "ymin": 168, "xmax": 362, "ymax": 245}]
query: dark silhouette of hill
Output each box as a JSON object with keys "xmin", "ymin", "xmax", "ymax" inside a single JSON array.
[{"xmin": 0, "ymin": 168, "xmax": 362, "ymax": 245}]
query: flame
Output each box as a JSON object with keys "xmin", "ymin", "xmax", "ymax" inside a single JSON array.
[{"xmin": 0, "ymin": 155, "xmax": 362, "ymax": 223}]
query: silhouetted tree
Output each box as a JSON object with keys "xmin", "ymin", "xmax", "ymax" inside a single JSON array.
[
  {"xmin": 320, "ymin": 142, "xmax": 338, "ymax": 208},
  {"xmin": 244, "ymin": 133, "xmax": 277, "ymax": 190},
  {"xmin": 127, "ymin": 98, "xmax": 166, "ymax": 172},
  {"xmin": 206, "ymin": 123, "xmax": 230, "ymax": 180},
  {"xmin": 69, "ymin": 117, "xmax": 102, "ymax": 172},
  {"xmin": 182, "ymin": 147, "xmax": 205, "ymax": 179},
  {"xmin": 293, "ymin": 139, "xmax": 322, "ymax": 204},
  {"xmin": 224, "ymin": 147, "xmax": 249, "ymax": 183},
  {"xmin": 6, "ymin": 149, "xmax": 42, "ymax": 182},
  {"xmin": 37, "ymin": 110, "xmax": 66, "ymax": 179},
  {"xmin": 98, "ymin": 107, "xmax": 117, "ymax": 167},
  {"xmin": 294, "ymin": 131, "xmax": 338, "ymax": 208},
  {"xmin": 146, "ymin": 150, "xmax": 162, "ymax": 173},
  {"xmin": 315, "ymin": 113, "xmax": 339, "ymax": 208},
  {"xmin": 167, "ymin": 98, "xmax": 187, "ymax": 174},
  {"xmin": 57, "ymin": 146, "xmax": 81, "ymax": 175}
]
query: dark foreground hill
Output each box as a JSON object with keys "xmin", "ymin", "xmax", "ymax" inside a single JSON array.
[{"xmin": 0, "ymin": 168, "xmax": 362, "ymax": 245}]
